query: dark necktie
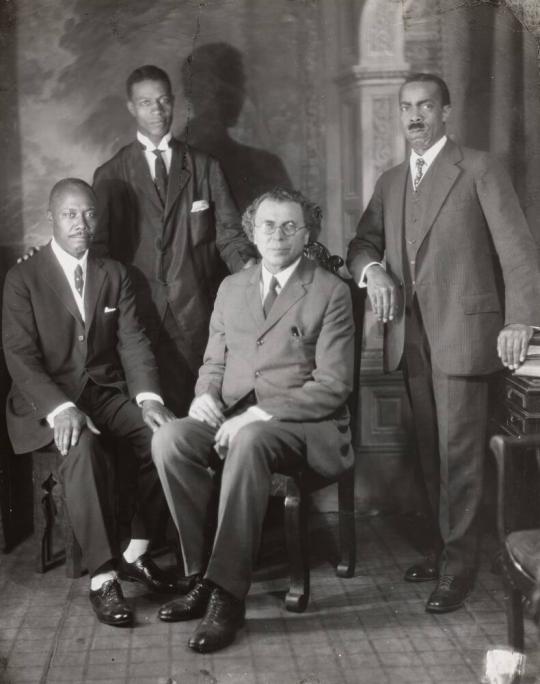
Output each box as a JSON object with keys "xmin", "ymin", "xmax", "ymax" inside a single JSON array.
[
  {"xmin": 263, "ymin": 276, "xmax": 279, "ymax": 318},
  {"xmin": 413, "ymin": 157, "xmax": 426, "ymax": 191},
  {"xmin": 153, "ymin": 149, "xmax": 168, "ymax": 205},
  {"xmin": 74, "ymin": 264, "xmax": 84, "ymax": 297}
]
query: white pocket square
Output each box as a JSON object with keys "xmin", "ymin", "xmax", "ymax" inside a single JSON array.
[
  {"xmin": 191, "ymin": 199, "xmax": 209, "ymax": 213},
  {"xmin": 104, "ymin": 306, "xmax": 117, "ymax": 314}
]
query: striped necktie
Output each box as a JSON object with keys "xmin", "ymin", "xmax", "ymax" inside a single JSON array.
[{"xmin": 153, "ymin": 149, "xmax": 168, "ymax": 205}]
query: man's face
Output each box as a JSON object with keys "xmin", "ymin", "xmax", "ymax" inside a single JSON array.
[
  {"xmin": 127, "ymin": 79, "xmax": 174, "ymax": 145},
  {"xmin": 253, "ymin": 199, "xmax": 309, "ymax": 274},
  {"xmin": 399, "ymin": 81, "xmax": 451, "ymax": 154},
  {"xmin": 48, "ymin": 185, "xmax": 97, "ymax": 258}
]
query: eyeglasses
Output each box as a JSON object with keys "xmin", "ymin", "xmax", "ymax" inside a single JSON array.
[{"xmin": 256, "ymin": 221, "xmax": 306, "ymax": 237}]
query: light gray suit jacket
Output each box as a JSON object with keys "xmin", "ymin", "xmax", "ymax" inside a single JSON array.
[
  {"xmin": 195, "ymin": 257, "xmax": 355, "ymax": 479},
  {"xmin": 347, "ymin": 140, "xmax": 540, "ymax": 375}
]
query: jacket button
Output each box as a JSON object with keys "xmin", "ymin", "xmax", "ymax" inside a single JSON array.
[
  {"xmin": 255, "ymin": 371, "xmax": 261, "ymax": 378},
  {"xmin": 257, "ymin": 339, "xmax": 264, "ymax": 346},
  {"xmin": 78, "ymin": 334, "xmax": 85, "ymax": 342}
]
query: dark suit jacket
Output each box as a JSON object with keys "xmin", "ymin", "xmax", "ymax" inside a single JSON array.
[
  {"xmin": 92, "ymin": 139, "xmax": 257, "ymax": 373},
  {"xmin": 347, "ymin": 140, "xmax": 540, "ymax": 375},
  {"xmin": 2, "ymin": 244, "xmax": 160, "ymax": 454},
  {"xmin": 196, "ymin": 257, "xmax": 355, "ymax": 479}
]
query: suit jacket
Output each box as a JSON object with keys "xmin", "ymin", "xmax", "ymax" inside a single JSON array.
[
  {"xmin": 195, "ymin": 257, "xmax": 355, "ymax": 479},
  {"xmin": 2, "ymin": 244, "xmax": 160, "ymax": 454},
  {"xmin": 347, "ymin": 140, "xmax": 540, "ymax": 375},
  {"xmin": 92, "ymin": 139, "xmax": 257, "ymax": 373}
]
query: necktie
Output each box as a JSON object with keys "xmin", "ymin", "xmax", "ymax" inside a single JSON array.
[
  {"xmin": 153, "ymin": 149, "xmax": 168, "ymax": 205},
  {"xmin": 263, "ymin": 276, "xmax": 279, "ymax": 318},
  {"xmin": 413, "ymin": 157, "xmax": 426, "ymax": 191},
  {"xmin": 74, "ymin": 264, "xmax": 84, "ymax": 296}
]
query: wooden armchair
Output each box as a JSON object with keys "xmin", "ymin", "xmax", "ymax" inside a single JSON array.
[
  {"xmin": 269, "ymin": 241, "xmax": 364, "ymax": 612},
  {"xmin": 490, "ymin": 434, "xmax": 540, "ymax": 650}
]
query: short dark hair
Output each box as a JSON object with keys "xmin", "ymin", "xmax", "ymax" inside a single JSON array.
[
  {"xmin": 48, "ymin": 178, "xmax": 94, "ymax": 210},
  {"xmin": 242, "ymin": 187, "xmax": 322, "ymax": 242},
  {"xmin": 126, "ymin": 65, "xmax": 172, "ymax": 99},
  {"xmin": 400, "ymin": 72, "xmax": 451, "ymax": 107}
]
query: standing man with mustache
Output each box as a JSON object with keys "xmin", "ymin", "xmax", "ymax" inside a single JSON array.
[
  {"xmin": 93, "ymin": 65, "xmax": 257, "ymax": 417},
  {"xmin": 347, "ymin": 73, "xmax": 540, "ymax": 613}
]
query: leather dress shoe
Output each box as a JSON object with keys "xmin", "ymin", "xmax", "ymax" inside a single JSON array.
[
  {"xmin": 188, "ymin": 586, "xmax": 245, "ymax": 653},
  {"xmin": 119, "ymin": 553, "xmax": 187, "ymax": 594},
  {"xmin": 89, "ymin": 579, "xmax": 133, "ymax": 626},
  {"xmin": 404, "ymin": 559, "xmax": 439, "ymax": 583},
  {"xmin": 158, "ymin": 578, "xmax": 212, "ymax": 622},
  {"xmin": 425, "ymin": 574, "xmax": 472, "ymax": 613}
]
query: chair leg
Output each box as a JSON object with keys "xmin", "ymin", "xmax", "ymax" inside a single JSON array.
[
  {"xmin": 283, "ymin": 479, "xmax": 309, "ymax": 613},
  {"xmin": 336, "ymin": 472, "xmax": 356, "ymax": 578},
  {"xmin": 505, "ymin": 583, "xmax": 525, "ymax": 651}
]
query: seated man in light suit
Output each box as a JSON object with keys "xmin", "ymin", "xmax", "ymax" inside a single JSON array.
[
  {"xmin": 152, "ymin": 187, "xmax": 355, "ymax": 653},
  {"xmin": 2, "ymin": 178, "xmax": 180, "ymax": 626}
]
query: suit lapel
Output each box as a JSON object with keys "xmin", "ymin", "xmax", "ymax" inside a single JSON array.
[
  {"xmin": 129, "ymin": 141, "xmax": 163, "ymax": 216},
  {"xmin": 386, "ymin": 161, "xmax": 408, "ymax": 279},
  {"xmin": 259, "ymin": 258, "xmax": 313, "ymax": 336},
  {"xmin": 246, "ymin": 264, "xmax": 265, "ymax": 328},
  {"xmin": 84, "ymin": 257, "xmax": 107, "ymax": 331},
  {"xmin": 164, "ymin": 139, "xmax": 191, "ymax": 223},
  {"xmin": 416, "ymin": 140, "xmax": 462, "ymax": 249},
  {"xmin": 42, "ymin": 244, "xmax": 84, "ymax": 326}
]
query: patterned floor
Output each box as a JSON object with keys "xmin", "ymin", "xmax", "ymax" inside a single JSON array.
[{"xmin": 0, "ymin": 513, "xmax": 539, "ymax": 684}]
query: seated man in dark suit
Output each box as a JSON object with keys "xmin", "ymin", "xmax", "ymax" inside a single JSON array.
[
  {"xmin": 151, "ymin": 188, "xmax": 355, "ymax": 653},
  {"xmin": 2, "ymin": 178, "xmax": 180, "ymax": 626}
]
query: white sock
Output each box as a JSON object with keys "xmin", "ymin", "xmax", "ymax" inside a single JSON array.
[
  {"xmin": 123, "ymin": 539, "xmax": 150, "ymax": 564},
  {"xmin": 90, "ymin": 570, "xmax": 117, "ymax": 591}
]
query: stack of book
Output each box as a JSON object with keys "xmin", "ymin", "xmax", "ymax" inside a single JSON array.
[{"xmin": 514, "ymin": 334, "xmax": 540, "ymax": 377}]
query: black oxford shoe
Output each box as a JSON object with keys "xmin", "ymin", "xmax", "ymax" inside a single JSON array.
[
  {"xmin": 158, "ymin": 578, "xmax": 212, "ymax": 622},
  {"xmin": 425, "ymin": 574, "xmax": 472, "ymax": 613},
  {"xmin": 188, "ymin": 586, "xmax": 245, "ymax": 654},
  {"xmin": 89, "ymin": 579, "xmax": 133, "ymax": 626},
  {"xmin": 404, "ymin": 558, "xmax": 439, "ymax": 583},
  {"xmin": 119, "ymin": 553, "xmax": 188, "ymax": 594}
]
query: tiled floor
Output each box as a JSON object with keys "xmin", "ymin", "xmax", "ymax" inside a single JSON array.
[{"xmin": 1, "ymin": 514, "xmax": 539, "ymax": 684}]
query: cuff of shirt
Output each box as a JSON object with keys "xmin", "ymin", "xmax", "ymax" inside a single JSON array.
[
  {"xmin": 47, "ymin": 401, "xmax": 76, "ymax": 428},
  {"xmin": 248, "ymin": 406, "xmax": 272, "ymax": 421},
  {"xmin": 136, "ymin": 392, "xmax": 164, "ymax": 407},
  {"xmin": 358, "ymin": 261, "xmax": 383, "ymax": 288}
]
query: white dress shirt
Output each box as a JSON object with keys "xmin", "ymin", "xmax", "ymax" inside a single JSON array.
[
  {"xmin": 358, "ymin": 135, "xmax": 448, "ymax": 287},
  {"xmin": 137, "ymin": 130, "xmax": 172, "ymax": 178},
  {"xmin": 47, "ymin": 239, "xmax": 162, "ymax": 428},
  {"xmin": 249, "ymin": 257, "xmax": 303, "ymax": 422}
]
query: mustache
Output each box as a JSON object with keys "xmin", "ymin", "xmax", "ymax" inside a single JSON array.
[{"xmin": 408, "ymin": 122, "xmax": 425, "ymax": 131}]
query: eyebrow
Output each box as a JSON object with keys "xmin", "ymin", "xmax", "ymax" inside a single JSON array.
[{"xmin": 400, "ymin": 98, "xmax": 435, "ymax": 106}]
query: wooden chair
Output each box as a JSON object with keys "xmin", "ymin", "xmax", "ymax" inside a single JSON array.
[
  {"xmin": 32, "ymin": 446, "xmax": 84, "ymax": 577},
  {"xmin": 490, "ymin": 434, "xmax": 540, "ymax": 650},
  {"xmin": 269, "ymin": 241, "xmax": 364, "ymax": 612}
]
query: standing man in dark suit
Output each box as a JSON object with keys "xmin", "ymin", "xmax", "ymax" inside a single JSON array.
[
  {"xmin": 347, "ymin": 73, "xmax": 540, "ymax": 613},
  {"xmin": 151, "ymin": 188, "xmax": 355, "ymax": 652},
  {"xmin": 3, "ymin": 178, "xmax": 180, "ymax": 626},
  {"xmin": 93, "ymin": 65, "xmax": 257, "ymax": 417}
]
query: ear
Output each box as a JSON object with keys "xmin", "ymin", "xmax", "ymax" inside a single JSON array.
[
  {"xmin": 442, "ymin": 104, "xmax": 451, "ymax": 123},
  {"xmin": 127, "ymin": 100, "xmax": 136, "ymax": 118},
  {"xmin": 47, "ymin": 210, "xmax": 53, "ymax": 224}
]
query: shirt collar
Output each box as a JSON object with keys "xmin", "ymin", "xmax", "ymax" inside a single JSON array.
[
  {"xmin": 261, "ymin": 256, "xmax": 302, "ymax": 291},
  {"xmin": 51, "ymin": 238, "xmax": 88, "ymax": 272},
  {"xmin": 137, "ymin": 130, "xmax": 172, "ymax": 152},
  {"xmin": 410, "ymin": 134, "xmax": 448, "ymax": 169}
]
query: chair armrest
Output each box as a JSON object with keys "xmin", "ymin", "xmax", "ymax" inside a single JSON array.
[{"xmin": 490, "ymin": 434, "xmax": 540, "ymax": 542}]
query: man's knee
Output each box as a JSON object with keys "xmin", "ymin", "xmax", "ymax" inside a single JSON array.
[
  {"xmin": 151, "ymin": 418, "xmax": 196, "ymax": 468},
  {"xmin": 226, "ymin": 422, "xmax": 278, "ymax": 474}
]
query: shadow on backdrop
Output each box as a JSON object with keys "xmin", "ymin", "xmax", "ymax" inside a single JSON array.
[{"xmin": 180, "ymin": 42, "xmax": 292, "ymax": 213}]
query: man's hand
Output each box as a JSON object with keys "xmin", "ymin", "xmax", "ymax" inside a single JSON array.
[
  {"xmin": 214, "ymin": 411, "xmax": 260, "ymax": 459},
  {"xmin": 242, "ymin": 257, "xmax": 257, "ymax": 269},
  {"xmin": 54, "ymin": 406, "xmax": 87, "ymax": 456},
  {"xmin": 188, "ymin": 393, "xmax": 225, "ymax": 429},
  {"xmin": 366, "ymin": 265, "xmax": 397, "ymax": 323},
  {"xmin": 497, "ymin": 323, "xmax": 534, "ymax": 370},
  {"xmin": 16, "ymin": 245, "xmax": 41, "ymax": 264},
  {"xmin": 141, "ymin": 400, "xmax": 176, "ymax": 432}
]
